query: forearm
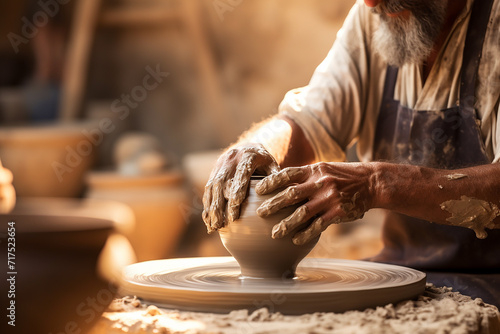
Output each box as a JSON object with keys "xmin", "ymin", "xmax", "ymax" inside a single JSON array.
[
  {"xmin": 230, "ymin": 115, "xmax": 315, "ymax": 167},
  {"xmin": 372, "ymin": 162, "xmax": 500, "ymax": 238}
]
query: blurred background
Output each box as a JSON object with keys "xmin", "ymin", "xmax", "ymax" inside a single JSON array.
[
  {"xmin": 1, "ymin": 0, "xmax": 356, "ymax": 152},
  {"xmin": 0, "ymin": 0, "xmax": 385, "ymax": 280}
]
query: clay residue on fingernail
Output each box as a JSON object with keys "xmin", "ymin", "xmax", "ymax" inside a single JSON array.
[
  {"xmin": 256, "ymin": 205, "xmax": 268, "ymax": 217},
  {"xmin": 209, "ymin": 209, "xmax": 221, "ymax": 229},
  {"xmin": 215, "ymin": 217, "xmax": 225, "ymax": 230},
  {"xmin": 440, "ymin": 196, "xmax": 500, "ymax": 239},
  {"xmin": 272, "ymin": 222, "xmax": 286, "ymax": 239},
  {"xmin": 445, "ymin": 173, "xmax": 468, "ymax": 181},
  {"xmin": 230, "ymin": 202, "xmax": 243, "ymax": 221},
  {"xmin": 292, "ymin": 236, "xmax": 304, "ymax": 245},
  {"xmin": 314, "ymin": 181, "xmax": 323, "ymax": 189},
  {"xmin": 292, "ymin": 230, "xmax": 311, "ymax": 246},
  {"xmin": 202, "ymin": 211, "xmax": 214, "ymax": 233}
]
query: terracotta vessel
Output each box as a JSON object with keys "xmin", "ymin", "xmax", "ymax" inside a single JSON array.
[
  {"xmin": 12, "ymin": 197, "xmax": 137, "ymax": 283},
  {"xmin": 85, "ymin": 170, "xmax": 188, "ymax": 261},
  {"xmin": 1, "ymin": 211, "xmax": 114, "ymax": 334},
  {"xmin": 0, "ymin": 122, "xmax": 97, "ymax": 197},
  {"xmin": 219, "ymin": 176, "xmax": 319, "ymax": 279}
]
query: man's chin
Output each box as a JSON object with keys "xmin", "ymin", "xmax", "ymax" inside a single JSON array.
[
  {"xmin": 371, "ymin": 0, "xmax": 447, "ymax": 67},
  {"xmin": 373, "ymin": 20, "xmax": 432, "ymax": 67}
]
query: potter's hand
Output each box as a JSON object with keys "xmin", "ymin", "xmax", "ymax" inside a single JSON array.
[
  {"xmin": 256, "ymin": 162, "xmax": 375, "ymax": 245},
  {"xmin": 0, "ymin": 161, "xmax": 16, "ymax": 213},
  {"xmin": 202, "ymin": 144, "xmax": 280, "ymax": 233}
]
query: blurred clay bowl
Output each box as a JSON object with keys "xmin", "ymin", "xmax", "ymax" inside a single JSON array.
[
  {"xmin": 0, "ymin": 122, "xmax": 98, "ymax": 197},
  {"xmin": 2, "ymin": 201, "xmax": 116, "ymax": 334},
  {"xmin": 86, "ymin": 170, "xmax": 189, "ymax": 261},
  {"xmin": 12, "ymin": 197, "xmax": 137, "ymax": 282}
]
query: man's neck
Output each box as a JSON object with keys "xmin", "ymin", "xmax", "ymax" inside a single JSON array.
[{"xmin": 423, "ymin": 0, "xmax": 468, "ymax": 82}]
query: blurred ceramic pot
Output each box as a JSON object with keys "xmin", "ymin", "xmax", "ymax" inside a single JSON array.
[
  {"xmin": 11, "ymin": 197, "xmax": 137, "ymax": 283},
  {"xmin": 219, "ymin": 176, "xmax": 319, "ymax": 279},
  {"xmin": 0, "ymin": 122, "xmax": 97, "ymax": 197},
  {"xmin": 85, "ymin": 170, "xmax": 188, "ymax": 261},
  {"xmin": 1, "ymin": 212, "xmax": 114, "ymax": 334}
]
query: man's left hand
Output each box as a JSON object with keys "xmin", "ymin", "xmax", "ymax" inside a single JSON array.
[{"xmin": 256, "ymin": 162, "xmax": 375, "ymax": 245}]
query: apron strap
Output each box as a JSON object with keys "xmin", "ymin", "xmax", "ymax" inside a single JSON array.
[
  {"xmin": 381, "ymin": 65, "xmax": 399, "ymax": 103},
  {"xmin": 459, "ymin": 0, "xmax": 495, "ymax": 109}
]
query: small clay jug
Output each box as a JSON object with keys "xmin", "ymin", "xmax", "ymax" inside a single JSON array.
[{"xmin": 219, "ymin": 175, "xmax": 319, "ymax": 279}]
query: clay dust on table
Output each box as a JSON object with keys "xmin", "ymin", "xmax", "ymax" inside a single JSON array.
[{"xmin": 89, "ymin": 285, "xmax": 500, "ymax": 334}]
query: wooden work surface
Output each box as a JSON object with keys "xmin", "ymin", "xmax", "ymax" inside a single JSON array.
[{"xmin": 88, "ymin": 284, "xmax": 500, "ymax": 334}]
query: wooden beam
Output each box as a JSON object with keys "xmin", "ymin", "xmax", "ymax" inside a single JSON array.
[{"xmin": 60, "ymin": 0, "xmax": 102, "ymax": 121}]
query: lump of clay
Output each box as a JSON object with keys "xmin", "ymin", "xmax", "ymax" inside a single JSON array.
[{"xmin": 113, "ymin": 132, "xmax": 169, "ymax": 176}]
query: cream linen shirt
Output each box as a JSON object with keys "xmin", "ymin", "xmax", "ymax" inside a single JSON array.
[{"xmin": 280, "ymin": 0, "xmax": 500, "ymax": 163}]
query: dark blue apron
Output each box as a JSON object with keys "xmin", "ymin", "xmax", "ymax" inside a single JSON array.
[{"xmin": 370, "ymin": 0, "xmax": 500, "ymax": 307}]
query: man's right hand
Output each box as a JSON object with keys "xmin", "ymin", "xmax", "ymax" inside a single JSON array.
[{"xmin": 202, "ymin": 143, "xmax": 280, "ymax": 233}]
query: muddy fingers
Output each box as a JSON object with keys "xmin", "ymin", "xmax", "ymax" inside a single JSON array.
[
  {"xmin": 257, "ymin": 185, "xmax": 309, "ymax": 217},
  {"xmin": 201, "ymin": 143, "xmax": 280, "ymax": 232},
  {"xmin": 227, "ymin": 154, "xmax": 257, "ymax": 223},
  {"xmin": 292, "ymin": 216, "xmax": 340, "ymax": 245},
  {"xmin": 271, "ymin": 205, "xmax": 312, "ymax": 239},
  {"xmin": 255, "ymin": 167, "xmax": 306, "ymax": 195}
]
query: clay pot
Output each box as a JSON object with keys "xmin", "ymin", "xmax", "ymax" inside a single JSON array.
[
  {"xmin": 0, "ymin": 122, "xmax": 97, "ymax": 197},
  {"xmin": 219, "ymin": 176, "xmax": 319, "ymax": 279},
  {"xmin": 1, "ymin": 211, "xmax": 114, "ymax": 334},
  {"xmin": 85, "ymin": 170, "xmax": 188, "ymax": 261},
  {"xmin": 12, "ymin": 197, "xmax": 137, "ymax": 283}
]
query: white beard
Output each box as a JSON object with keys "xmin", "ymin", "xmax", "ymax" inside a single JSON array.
[{"xmin": 372, "ymin": 1, "xmax": 447, "ymax": 67}]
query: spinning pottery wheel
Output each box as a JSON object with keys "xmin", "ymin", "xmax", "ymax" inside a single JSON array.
[
  {"xmin": 121, "ymin": 177, "xmax": 426, "ymax": 314},
  {"xmin": 120, "ymin": 257, "xmax": 426, "ymax": 314}
]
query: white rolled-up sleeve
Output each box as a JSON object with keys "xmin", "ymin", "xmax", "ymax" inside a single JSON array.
[{"xmin": 279, "ymin": 2, "xmax": 373, "ymax": 162}]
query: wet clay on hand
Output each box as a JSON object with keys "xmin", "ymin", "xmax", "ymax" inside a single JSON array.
[
  {"xmin": 218, "ymin": 176, "xmax": 319, "ymax": 279},
  {"xmin": 202, "ymin": 145, "xmax": 279, "ymax": 233}
]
